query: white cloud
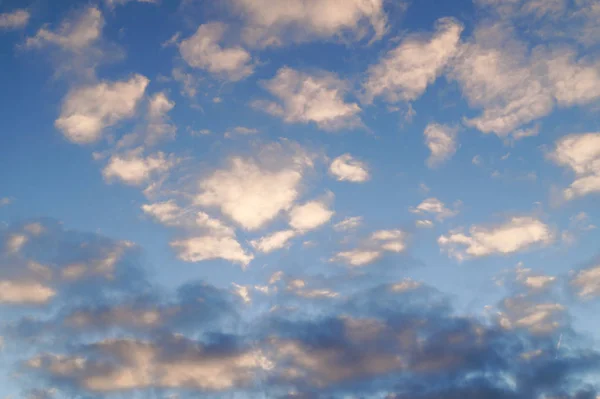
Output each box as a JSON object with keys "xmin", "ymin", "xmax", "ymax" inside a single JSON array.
[
  {"xmin": 0, "ymin": 9, "xmax": 30, "ymax": 29},
  {"xmin": 231, "ymin": 0, "xmax": 387, "ymax": 47},
  {"xmin": 410, "ymin": 198, "xmax": 457, "ymax": 220},
  {"xmin": 363, "ymin": 18, "xmax": 463, "ymax": 103},
  {"xmin": 423, "ymin": 123, "xmax": 458, "ymax": 168},
  {"xmin": 331, "ymin": 249, "xmax": 382, "ymax": 267},
  {"xmin": 142, "ymin": 200, "xmax": 184, "ymax": 226},
  {"xmin": 171, "ymin": 236, "xmax": 253, "ymax": 267},
  {"xmin": 334, "ymin": 216, "xmax": 363, "ymax": 232},
  {"xmin": 571, "ymin": 264, "xmax": 600, "ymax": 299},
  {"xmin": 224, "ymin": 126, "xmax": 260, "ymax": 138},
  {"xmin": 26, "ymin": 7, "xmax": 103, "ymax": 50},
  {"xmin": 439, "ymin": 217, "xmax": 554, "ymax": 260},
  {"xmin": 289, "ymin": 200, "xmax": 334, "ymax": 232},
  {"xmin": 145, "ymin": 92, "xmax": 176, "ymax": 145},
  {"xmin": 196, "ymin": 143, "xmax": 313, "ymax": 230},
  {"xmin": 499, "ymin": 297, "xmax": 565, "ymax": 334},
  {"xmin": 0, "ymin": 280, "xmax": 56, "ymax": 305},
  {"xmin": 6, "ymin": 234, "xmax": 27, "ymax": 253},
  {"xmin": 254, "ymin": 67, "xmax": 362, "ymax": 131},
  {"xmin": 250, "ymin": 230, "xmax": 297, "ymax": 254},
  {"xmin": 550, "ymin": 133, "xmax": 600, "ymax": 200},
  {"xmin": 30, "ymin": 338, "xmax": 272, "ymax": 391},
  {"xmin": 332, "ymin": 229, "xmax": 407, "ymax": 266},
  {"xmin": 232, "ymin": 283, "xmax": 252, "ymax": 303},
  {"xmin": 55, "ymin": 74, "xmax": 149, "ymax": 144},
  {"xmin": 144, "ymin": 202, "xmax": 251, "ymax": 266},
  {"xmin": 179, "ymin": 22, "xmax": 254, "ymax": 81},
  {"xmin": 103, "ymin": 149, "xmax": 174, "ymax": 186},
  {"xmin": 329, "ymin": 154, "xmax": 370, "ymax": 182},
  {"xmin": 449, "ymin": 24, "xmax": 600, "ymax": 138}
]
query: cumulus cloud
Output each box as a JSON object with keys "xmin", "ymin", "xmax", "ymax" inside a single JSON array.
[
  {"xmin": 571, "ymin": 264, "xmax": 600, "ymax": 299},
  {"xmin": 3, "ymin": 220, "xmax": 600, "ymax": 398},
  {"xmin": 449, "ymin": 23, "xmax": 600, "ymax": 138},
  {"xmin": 550, "ymin": 133, "xmax": 600, "ymax": 200},
  {"xmin": 439, "ymin": 217, "xmax": 554, "ymax": 260},
  {"xmin": 179, "ymin": 22, "xmax": 254, "ymax": 81},
  {"xmin": 363, "ymin": 18, "xmax": 463, "ymax": 103},
  {"xmin": 0, "ymin": 280, "xmax": 56, "ymax": 305},
  {"xmin": 26, "ymin": 7, "xmax": 103, "ymax": 51},
  {"xmin": 332, "ymin": 229, "xmax": 408, "ymax": 266},
  {"xmin": 0, "ymin": 9, "xmax": 30, "ymax": 29},
  {"xmin": 196, "ymin": 142, "xmax": 314, "ymax": 230},
  {"xmin": 250, "ymin": 230, "xmax": 297, "ymax": 254},
  {"xmin": 171, "ymin": 236, "xmax": 253, "ymax": 267},
  {"xmin": 231, "ymin": 0, "xmax": 388, "ymax": 47},
  {"xmin": 55, "ymin": 74, "xmax": 149, "ymax": 144},
  {"xmin": 253, "ymin": 67, "xmax": 362, "ymax": 131},
  {"xmin": 423, "ymin": 123, "xmax": 458, "ymax": 167},
  {"xmin": 410, "ymin": 197, "xmax": 458, "ymax": 220},
  {"xmin": 329, "ymin": 154, "xmax": 370, "ymax": 182},
  {"xmin": 142, "ymin": 201, "xmax": 252, "ymax": 266},
  {"xmin": 102, "ymin": 149, "xmax": 174, "ymax": 186},
  {"xmin": 29, "ymin": 336, "xmax": 272, "ymax": 392},
  {"xmin": 289, "ymin": 199, "xmax": 334, "ymax": 232}
]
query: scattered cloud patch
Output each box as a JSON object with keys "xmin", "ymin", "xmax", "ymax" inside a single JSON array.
[
  {"xmin": 0, "ymin": 9, "xmax": 30, "ymax": 29},
  {"xmin": 55, "ymin": 74, "xmax": 149, "ymax": 144},
  {"xmin": 231, "ymin": 0, "xmax": 388, "ymax": 48},
  {"xmin": 363, "ymin": 18, "xmax": 463, "ymax": 103},
  {"xmin": 550, "ymin": 133, "xmax": 600, "ymax": 200},
  {"xmin": 439, "ymin": 217, "xmax": 554, "ymax": 260},
  {"xmin": 179, "ymin": 22, "xmax": 254, "ymax": 81},
  {"xmin": 254, "ymin": 67, "xmax": 362, "ymax": 131},
  {"xmin": 329, "ymin": 154, "xmax": 370, "ymax": 182},
  {"xmin": 423, "ymin": 123, "xmax": 459, "ymax": 168}
]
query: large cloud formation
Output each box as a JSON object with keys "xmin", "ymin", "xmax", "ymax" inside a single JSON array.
[{"xmin": 2, "ymin": 221, "xmax": 598, "ymax": 398}]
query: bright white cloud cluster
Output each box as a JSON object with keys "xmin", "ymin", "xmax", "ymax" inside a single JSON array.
[
  {"xmin": 254, "ymin": 67, "xmax": 362, "ymax": 131},
  {"xmin": 439, "ymin": 217, "xmax": 554, "ymax": 260},
  {"xmin": 55, "ymin": 75, "xmax": 149, "ymax": 144},
  {"xmin": 232, "ymin": 0, "xmax": 387, "ymax": 47},
  {"xmin": 363, "ymin": 18, "xmax": 463, "ymax": 103},
  {"xmin": 550, "ymin": 133, "xmax": 600, "ymax": 200},
  {"xmin": 26, "ymin": 7, "xmax": 103, "ymax": 51},
  {"xmin": 250, "ymin": 230, "xmax": 297, "ymax": 254},
  {"xmin": 289, "ymin": 199, "xmax": 334, "ymax": 232},
  {"xmin": 450, "ymin": 24, "xmax": 600, "ymax": 138},
  {"xmin": 329, "ymin": 154, "xmax": 370, "ymax": 182},
  {"xmin": 423, "ymin": 123, "xmax": 458, "ymax": 168},
  {"xmin": 196, "ymin": 143, "xmax": 313, "ymax": 230},
  {"xmin": 0, "ymin": 9, "xmax": 30, "ymax": 29},
  {"xmin": 179, "ymin": 22, "xmax": 254, "ymax": 81},
  {"xmin": 102, "ymin": 149, "xmax": 174, "ymax": 186},
  {"xmin": 332, "ymin": 229, "xmax": 407, "ymax": 266}
]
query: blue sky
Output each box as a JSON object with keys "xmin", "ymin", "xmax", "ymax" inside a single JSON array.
[{"xmin": 1, "ymin": 0, "xmax": 600, "ymax": 398}]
